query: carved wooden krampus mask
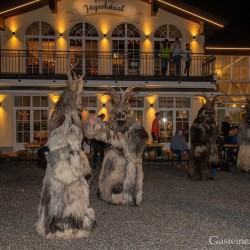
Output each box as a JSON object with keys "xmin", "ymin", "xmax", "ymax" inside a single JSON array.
[
  {"xmin": 66, "ymin": 61, "xmax": 84, "ymax": 110},
  {"xmin": 106, "ymin": 87, "xmax": 135, "ymax": 127},
  {"xmin": 196, "ymin": 93, "xmax": 220, "ymax": 124},
  {"xmin": 67, "ymin": 62, "xmax": 84, "ymax": 93}
]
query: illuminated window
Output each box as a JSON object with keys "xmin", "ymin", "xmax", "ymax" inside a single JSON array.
[
  {"xmin": 82, "ymin": 96, "xmax": 97, "ymax": 107},
  {"xmin": 69, "ymin": 22, "xmax": 99, "ymax": 76},
  {"xmin": 14, "ymin": 95, "xmax": 49, "ymax": 143},
  {"xmin": 153, "ymin": 24, "xmax": 182, "ymax": 75},
  {"xmin": 111, "ymin": 23, "xmax": 141, "ymax": 76},
  {"xmin": 129, "ymin": 97, "xmax": 144, "ymax": 107},
  {"xmin": 81, "ymin": 96, "xmax": 98, "ymax": 123},
  {"xmin": 158, "ymin": 97, "xmax": 190, "ymax": 142},
  {"xmin": 25, "ymin": 21, "xmax": 56, "ymax": 75},
  {"xmin": 129, "ymin": 97, "xmax": 144, "ymax": 124},
  {"xmin": 159, "ymin": 97, "xmax": 174, "ymax": 108},
  {"xmin": 215, "ymin": 56, "xmax": 250, "ymax": 81}
]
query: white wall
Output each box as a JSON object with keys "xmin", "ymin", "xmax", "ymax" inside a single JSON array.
[{"xmin": 2, "ymin": 0, "xmax": 203, "ymax": 53}]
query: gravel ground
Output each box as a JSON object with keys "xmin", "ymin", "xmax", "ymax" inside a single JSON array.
[{"xmin": 0, "ymin": 160, "xmax": 249, "ymax": 250}]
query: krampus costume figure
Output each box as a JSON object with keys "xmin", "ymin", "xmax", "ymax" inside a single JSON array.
[
  {"xmin": 84, "ymin": 87, "xmax": 148, "ymax": 206},
  {"xmin": 237, "ymin": 99, "xmax": 250, "ymax": 174},
  {"xmin": 36, "ymin": 64, "xmax": 95, "ymax": 239},
  {"xmin": 188, "ymin": 94, "xmax": 220, "ymax": 180}
]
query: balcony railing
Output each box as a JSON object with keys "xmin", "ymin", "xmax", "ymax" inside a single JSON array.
[{"xmin": 0, "ymin": 50, "xmax": 215, "ymax": 82}]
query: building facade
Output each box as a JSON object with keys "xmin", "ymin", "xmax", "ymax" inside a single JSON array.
[{"xmin": 0, "ymin": 0, "xmax": 249, "ymax": 152}]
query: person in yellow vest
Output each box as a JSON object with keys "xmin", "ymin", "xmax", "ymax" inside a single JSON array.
[{"xmin": 161, "ymin": 39, "xmax": 171, "ymax": 76}]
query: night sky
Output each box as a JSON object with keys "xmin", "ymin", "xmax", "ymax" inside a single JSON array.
[
  {"xmin": 182, "ymin": 0, "xmax": 250, "ymax": 47},
  {"xmin": 182, "ymin": 0, "xmax": 248, "ymax": 24}
]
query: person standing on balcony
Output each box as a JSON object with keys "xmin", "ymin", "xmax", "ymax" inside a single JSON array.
[
  {"xmin": 171, "ymin": 37, "xmax": 182, "ymax": 75},
  {"xmin": 183, "ymin": 43, "xmax": 192, "ymax": 77},
  {"xmin": 161, "ymin": 39, "xmax": 171, "ymax": 76}
]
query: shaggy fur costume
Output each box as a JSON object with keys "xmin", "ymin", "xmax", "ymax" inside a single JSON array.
[
  {"xmin": 188, "ymin": 94, "xmax": 220, "ymax": 180},
  {"xmin": 237, "ymin": 100, "xmax": 250, "ymax": 174},
  {"xmin": 84, "ymin": 87, "xmax": 148, "ymax": 206},
  {"xmin": 36, "ymin": 64, "xmax": 95, "ymax": 239}
]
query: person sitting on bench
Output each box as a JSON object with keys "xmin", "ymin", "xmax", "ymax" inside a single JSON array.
[{"xmin": 170, "ymin": 129, "xmax": 190, "ymax": 168}]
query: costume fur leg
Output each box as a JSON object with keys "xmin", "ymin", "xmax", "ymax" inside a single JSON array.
[
  {"xmin": 236, "ymin": 105, "xmax": 250, "ymax": 174},
  {"xmin": 36, "ymin": 168, "xmax": 95, "ymax": 239},
  {"xmin": 237, "ymin": 144, "xmax": 250, "ymax": 174},
  {"xmin": 98, "ymin": 150, "xmax": 127, "ymax": 204},
  {"xmin": 97, "ymin": 150, "xmax": 144, "ymax": 206},
  {"xmin": 36, "ymin": 122, "xmax": 96, "ymax": 239},
  {"xmin": 188, "ymin": 145, "xmax": 210, "ymax": 180}
]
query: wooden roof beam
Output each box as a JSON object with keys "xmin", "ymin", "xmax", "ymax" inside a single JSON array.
[
  {"xmin": 151, "ymin": 0, "xmax": 159, "ymax": 16},
  {"xmin": 0, "ymin": 17, "xmax": 5, "ymax": 31}
]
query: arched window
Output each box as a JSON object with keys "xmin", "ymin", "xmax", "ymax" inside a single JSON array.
[
  {"xmin": 69, "ymin": 22, "xmax": 99, "ymax": 75},
  {"xmin": 25, "ymin": 21, "xmax": 56, "ymax": 74},
  {"xmin": 153, "ymin": 24, "xmax": 182, "ymax": 75},
  {"xmin": 154, "ymin": 24, "xmax": 182, "ymax": 39},
  {"xmin": 112, "ymin": 23, "xmax": 141, "ymax": 76}
]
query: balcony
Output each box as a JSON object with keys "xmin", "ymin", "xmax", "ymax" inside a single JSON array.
[{"xmin": 0, "ymin": 50, "xmax": 215, "ymax": 85}]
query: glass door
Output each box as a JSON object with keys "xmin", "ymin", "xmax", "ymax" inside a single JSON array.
[{"xmin": 13, "ymin": 95, "xmax": 49, "ymax": 151}]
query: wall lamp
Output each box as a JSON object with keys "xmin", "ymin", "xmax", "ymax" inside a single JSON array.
[
  {"xmin": 103, "ymin": 103, "xmax": 106, "ymax": 108},
  {"xmin": 150, "ymin": 103, "xmax": 154, "ymax": 108},
  {"xmin": 0, "ymin": 102, "xmax": 1, "ymax": 107},
  {"xmin": 146, "ymin": 35, "xmax": 149, "ymax": 39},
  {"xmin": 103, "ymin": 34, "xmax": 107, "ymax": 38},
  {"xmin": 192, "ymin": 35, "xmax": 196, "ymax": 40},
  {"xmin": 60, "ymin": 33, "xmax": 63, "ymax": 37},
  {"xmin": 12, "ymin": 32, "xmax": 16, "ymax": 37}
]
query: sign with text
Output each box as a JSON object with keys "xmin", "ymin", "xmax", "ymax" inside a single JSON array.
[
  {"xmin": 83, "ymin": 0, "xmax": 126, "ymax": 15},
  {"xmin": 68, "ymin": 0, "xmax": 142, "ymax": 22}
]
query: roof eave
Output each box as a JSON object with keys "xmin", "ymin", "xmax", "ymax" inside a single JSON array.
[{"xmin": 205, "ymin": 47, "xmax": 250, "ymax": 56}]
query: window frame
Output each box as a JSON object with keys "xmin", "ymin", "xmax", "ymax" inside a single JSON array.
[
  {"xmin": 13, "ymin": 95, "xmax": 49, "ymax": 147},
  {"xmin": 157, "ymin": 96, "xmax": 191, "ymax": 143}
]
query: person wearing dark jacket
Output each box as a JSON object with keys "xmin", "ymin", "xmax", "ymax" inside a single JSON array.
[
  {"xmin": 221, "ymin": 116, "xmax": 231, "ymax": 137},
  {"xmin": 170, "ymin": 129, "xmax": 189, "ymax": 168},
  {"xmin": 92, "ymin": 113, "xmax": 106, "ymax": 168}
]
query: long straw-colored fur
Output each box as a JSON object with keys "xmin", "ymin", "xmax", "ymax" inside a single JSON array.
[
  {"xmin": 237, "ymin": 99, "xmax": 250, "ymax": 174},
  {"xmin": 84, "ymin": 87, "xmax": 148, "ymax": 206},
  {"xmin": 188, "ymin": 93, "xmax": 220, "ymax": 180},
  {"xmin": 36, "ymin": 63, "xmax": 95, "ymax": 239}
]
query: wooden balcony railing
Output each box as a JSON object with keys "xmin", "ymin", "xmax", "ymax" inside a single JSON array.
[{"xmin": 0, "ymin": 50, "xmax": 216, "ymax": 82}]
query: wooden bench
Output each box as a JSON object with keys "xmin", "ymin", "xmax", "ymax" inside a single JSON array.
[
  {"xmin": 163, "ymin": 148, "xmax": 189, "ymax": 166},
  {"xmin": 143, "ymin": 143, "xmax": 165, "ymax": 166},
  {"xmin": 3, "ymin": 150, "xmax": 27, "ymax": 168}
]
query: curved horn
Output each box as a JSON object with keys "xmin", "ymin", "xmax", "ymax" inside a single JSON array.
[
  {"xmin": 72, "ymin": 70, "xmax": 77, "ymax": 81},
  {"xmin": 199, "ymin": 92, "xmax": 209, "ymax": 102},
  {"xmin": 245, "ymin": 95, "xmax": 250, "ymax": 104},
  {"xmin": 67, "ymin": 60, "xmax": 79, "ymax": 82},
  {"xmin": 121, "ymin": 86, "xmax": 135, "ymax": 104},
  {"xmin": 212, "ymin": 94, "xmax": 222, "ymax": 103},
  {"xmin": 106, "ymin": 87, "xmax": 120, "ymax": 105},
  {"xmin": 199, "ymin": 92, "xmax": 222, "ymax": 105}
]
